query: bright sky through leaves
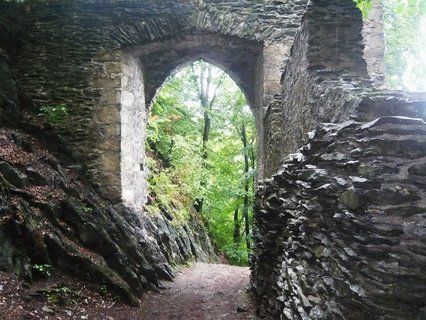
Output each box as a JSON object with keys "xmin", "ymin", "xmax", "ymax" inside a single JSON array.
[{"xmin": 401, "ymin": 15, "xmax": 426, "ymax": 91}]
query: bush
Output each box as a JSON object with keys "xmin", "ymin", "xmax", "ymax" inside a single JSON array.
[
  {"xmin": 224, "ymin": 243, "xmax": 249, "ymax": 266},
  {"xmin": 39, "ymin": 104, "xmax": 68, "ymax": 127}
]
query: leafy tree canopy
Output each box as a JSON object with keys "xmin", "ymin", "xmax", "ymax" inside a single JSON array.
[
  {"xmin": 355, "ymin": 0, "xmax": 426, "ymax": 91},
  {"xmin": 146, "ymin": 60, "xmax": 256, "ymax": 265}
]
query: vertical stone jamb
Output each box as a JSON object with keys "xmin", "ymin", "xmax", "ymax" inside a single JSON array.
[
  {"xmin": 259, "ymin": 43, "xmax": 293, "ymax": 179},
  {"xmin": 120, "ymin": 53, "xmax": 148, "ymax": 210},
  {"xmin": 262, "ymin": 43, "xmax": 290, "ymax": 108},
  {"xmin": 362, "ymin": 0, "xmax": 386, "ymax": 87},
  {"xmin": 91, "ymin": 51, "xmax": 123, "ymax": 202}
]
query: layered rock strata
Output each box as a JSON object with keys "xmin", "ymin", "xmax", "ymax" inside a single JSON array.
[{"xmin": 252, "ymin": 94, "xmax": 426, "ymax": 319}]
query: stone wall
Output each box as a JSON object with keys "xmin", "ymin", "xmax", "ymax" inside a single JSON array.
[
  {"xmin": 251, "ymin": 0, "xmax": 426, "ymax": 318},
  {"xmin": 0, "ymin": 12, "xmax": 22, "ymax": 126},
  {"xmin": 251, "ymin": 93, "xmax": 426, "ymax": 319},
  {"xmin": 0, "ymin": 0, "xmax": 308, "ymax": 203},
  {"xmin": 0, "ymin": 10, "xmax": 217, "ymax": 299},
  {"xmin": 262, "ymin": 0, "xmax": 370, "ymax": 177},
  {"xmin": 362, "ymin": 0, "xmax": 386, "ymax": 87}
]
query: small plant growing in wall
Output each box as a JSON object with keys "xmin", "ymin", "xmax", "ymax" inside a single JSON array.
[
  {"xmin": 79, "ymin": 205, "xmax": 93, "ymax": 214},
  {"xmin": 353, "ymin": 0, "xmax": 372, "ymax": 17},
  {"xmin": 39, "ymin": 103, "xmax": 69, "ymax": 127},
  {"xmin": 32, "ymin": 263, "xmax": 53, "ymax": 278}
]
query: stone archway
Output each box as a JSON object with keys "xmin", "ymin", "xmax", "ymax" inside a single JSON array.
[
  {"xmin": 94, "ymin": 33, "xmax": 264, "ymax": 209},
  {"xmin": 3, "ymin": 0, "xmax": 307, "ymax": 206}
]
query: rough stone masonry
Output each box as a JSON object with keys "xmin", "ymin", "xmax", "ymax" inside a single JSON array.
[{"xmin": 0, "ymin": 0, "xmax": 425, "ymax": 319}]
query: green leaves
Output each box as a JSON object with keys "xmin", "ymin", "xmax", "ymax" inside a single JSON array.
[
  {"xmin": 394, "ymin": 0, "xmax": 426, "ymax": 16},
  {"xmin": 39, "ymin": 103, "xmax": 68, "ymax": 127},
  {"xmin": 383, "ymin": 0, "xmax": 426, "ymax": 91},
  {"xmin": 355, "ymin": 0, "xmax": 426, "ymax": 91},
  {"xmin": 354, "ymin": 0, "xmax": 373, "ymax": 18},
  {"xmin": 146, "ymin": 60, "xmax": 256, "ymax": 264}
]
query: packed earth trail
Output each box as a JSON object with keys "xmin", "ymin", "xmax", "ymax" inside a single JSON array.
[
  {"xmin": 139, "ymin": 262, "xmax": 256, "ymax": 320},
  {"xmin": 0, "ymin": 263, "xmax": 255, "ymax": 320}
]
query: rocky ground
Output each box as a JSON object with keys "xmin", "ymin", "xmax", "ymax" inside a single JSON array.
[
  {"xmin": 0, "ymin": 263, "xmax": 255, "ymax": 320},
  {"xmin": 0, "ymin": 121, "xmax": 217, "ymax": 306}
]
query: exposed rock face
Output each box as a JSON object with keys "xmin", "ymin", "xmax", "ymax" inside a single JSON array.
[
  {"xmin": 0, "ymin": 127, "xmax": 216, "ymax": 305},
  {"xmin": 1, "ymin": 0, "xmax": 425, "ymax": 317},
  {"xmin": 251, "ymin": 93, "xmax": 426, "ymax": 319}
]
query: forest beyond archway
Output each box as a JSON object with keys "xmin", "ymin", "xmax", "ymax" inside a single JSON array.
[{"xmin": 146, "ymin": 60, "xmax": 256, "ymax": 265}]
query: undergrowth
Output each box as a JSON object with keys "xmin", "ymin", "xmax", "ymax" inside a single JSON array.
[{"xmin": 145, "ymin": 154, "xmax": 192, "ymax": 225}]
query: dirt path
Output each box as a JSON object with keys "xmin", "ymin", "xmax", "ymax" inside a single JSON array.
[
  {"xmin": 139, "ymin": 262, "xmax": 256, "ymax": 320},
  {"xmin": 0, "ymin": 263, "xmax": 256, "ymax": 319}
]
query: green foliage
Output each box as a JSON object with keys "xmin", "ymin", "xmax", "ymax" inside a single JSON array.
[
  {"xmin": 146, "ymin": 60, "xmax": 256, "ymax": 264},
  {"xmin": 383, "ymin": 0, "xmax": 426, "ymax": 91},
  {"xmin": 79, "ymin": 205, "xmax": 93, "ymax": 214},
  {"xmin": 355, "ymin": 0, "xmax": 426, "ymax": 91},
  {"xmin": 40, "ymin": 285, "xmax": 75, "ymax": 304},
  {"xmin": 32, "ymin": 263, "xmax": 52, "ymax": 277},
  {"xmin": 223, "ymin": 243, "xmax": 249, "ymax": 266},
  {"xmin": 146, "ymin": 157, "xmax": 193, "ymax": 223},
  {"xmin": 39, "ymin": 103, "xmax": 68, "ymax": 127},
  {"xmin": 99, "ymin": 284, "xmax": 108, "ymax": 296},
  {"xmin": 354, "ymin": 0, "xmax": 372, "ymax": 18}
]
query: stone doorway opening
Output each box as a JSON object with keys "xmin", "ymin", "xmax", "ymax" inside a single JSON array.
[{"xmin": 144, "ymin": 59, "xmax": 257, "ymax": 264}]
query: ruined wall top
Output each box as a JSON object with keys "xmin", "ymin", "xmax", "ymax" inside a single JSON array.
[{"xmin": 1, "ymin": 0, "xmax": 308, "ymax": 47}]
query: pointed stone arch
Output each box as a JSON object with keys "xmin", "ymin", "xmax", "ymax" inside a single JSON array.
[{"xmin": 114, "ymin": 33, "xmax": 263, "ymax": 208}]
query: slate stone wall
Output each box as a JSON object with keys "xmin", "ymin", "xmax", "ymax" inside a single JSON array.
[
  {"xmin": 252, "ymin": 92, "xmax": 426, "ymax": 319},
  {"xmin": 362, "ymin": 0, "xmax": 386, "ymax": 87},
  {"xmin": 0, "ymin": 12, "xmax": 22, "ymax": 126},
  {"xmin": 263, "ymin": 0, "xmax": 370, "ymax": 177},
  {"xmin": 251, "ymin": 1, "xmax": 426, "ymax": 318}
]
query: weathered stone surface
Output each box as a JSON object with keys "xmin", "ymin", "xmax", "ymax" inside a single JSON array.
[
  {"xmin": 0, "ymin": 0, "xmax": 308, "ymax": 199},
  {"xmin": 252, "ymin": 99, "xmax": 426, "ymax": 319},
  {"xmin": 0, "ymin": 162, "xmax": 27, "ymax": 188},
  {"xmin": 263, "ymin": 0, "xmax": 370, "ymax": 177},
  {"xmin": 362, "ymin": 0, "xmax": 386, "ymax": 87},
  {"xmin": 0, "ymin": 15, "xmax": 21, "ymax": 126},
  {"xmin": 0, "ymin": 129, "xmax": 216, "ymax": 305}
]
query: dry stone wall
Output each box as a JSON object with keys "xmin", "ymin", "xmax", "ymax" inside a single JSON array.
[
  {"xmin": 252, "ymin": 93, "xmax": 426, "ymax": 319},
  {"xmin": 362, "ymin": 0, "xmax": 386, "ymax": 87},
  {"xmin": 263, "ymin": 0, "xmax": 370, "ymax": 177},
  {"xmin": 251, "ymin": 1, "xmax": 426, "ymax": 319}
]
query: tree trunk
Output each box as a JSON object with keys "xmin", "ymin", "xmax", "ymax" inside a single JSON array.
[
  {"xmin": 202, "ymin": 113, "xmax": 210, "ymax": 160},
  {"xmin": 233, "ymin": 207, "xmax": 241, "ymax": 244}
]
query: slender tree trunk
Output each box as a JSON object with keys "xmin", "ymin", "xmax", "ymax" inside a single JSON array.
[
  {"xmin": 233, "ymin": 207, "xmax": 241, "ymax": 244},
  {"xmin": 194, "ymin": 63, "xmax": 213, "ymax": 213},
  {"xmin": 191, "ymin": 62, "xmax": 226, "ymax": 214},
  {"xmin": 202, "ymin": 113, "xmax": 210, "ymax": 160}
]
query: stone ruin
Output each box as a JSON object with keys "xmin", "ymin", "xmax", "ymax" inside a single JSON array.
[{"xmin": 0, "ymin": 0, "xmax": 425, "ymax": 318}]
